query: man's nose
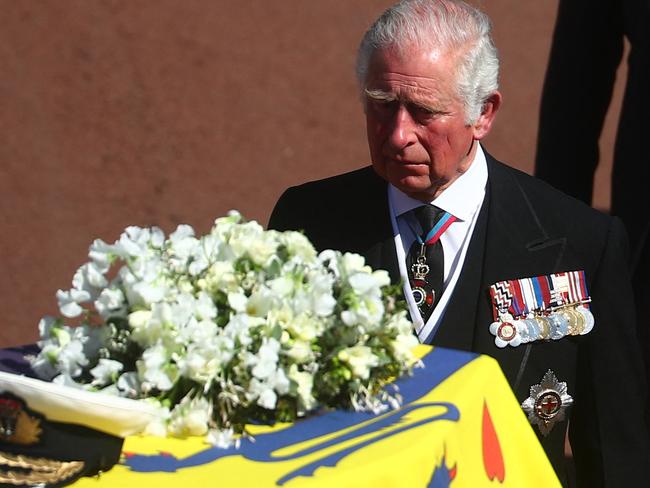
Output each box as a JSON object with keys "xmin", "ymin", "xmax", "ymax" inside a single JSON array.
[{"xmin": 386, "ymin": 105, "xmax": 418, "ymax": 149}]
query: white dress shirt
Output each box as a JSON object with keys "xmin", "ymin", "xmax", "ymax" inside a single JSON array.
[{"xmin": 388, "ymin": 143, "xmax": 488, "ymax": 343}]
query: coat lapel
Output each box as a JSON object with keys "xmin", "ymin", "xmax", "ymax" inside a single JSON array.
[
  {"xmin": 471, "ymin": 155, "xmax": 568, "ymax": 388},
  {"xmin": 432, "ymin": 188, "xmax": 489, "ymax": 350}
]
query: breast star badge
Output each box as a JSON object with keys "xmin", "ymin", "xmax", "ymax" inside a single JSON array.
[{"xmin": 521, "ymin": 370, "xmax": 573, "ymax": 436}]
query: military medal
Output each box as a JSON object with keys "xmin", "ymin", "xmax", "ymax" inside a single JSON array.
[
  {"xmin": 411, "ymin": 243, "xmax": 433, "ymax": 307},
  {"xmin": 408, "ymin": 211, "xmax": 457, "ymax": 316},
  {"xmin": 576, "ymin": 305, "xmax": 595, "ymax": 334},
  {"xmin": 521, "ymin": 370, "xmax": 573, "ymax": 436},
  {"xmin": 489, "ymin": 271, "xmax": 595, "ymax": 347}
]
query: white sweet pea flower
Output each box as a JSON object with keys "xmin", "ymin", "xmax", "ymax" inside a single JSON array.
[
  {"xmin": 341, "ymin": 253, "xmax": 370, "ymax": 274},
  {"xmin": 168, "ymin": 225, "xmax": 199, "ymax": 273},
  {"xmin": 318, "ymin": 250, "xmax": 341, "ymax": 277},
  {"xmin": 56, "ymin": 289, "xmax": 91, "ymax": 318},
  {"xmin": 55, "ymin": 339, "xmax": 88, "ymax": 378},
  {"xmin": 201, "ymin": 260, "xmax": 238, "ymax": 293},
  {"xmin": 269, "ymin": 367, "xmax": 290, "ymax": 395},
  {"xmin": 305, "ymin": 272, "xmax": 336, "ymax": 317},
  {"xmin": 129, "ymin": 302, "xmax": 174, "ymax": 347},
  {"xmin": 94, "ymin": 287, "xmax": 127, "ymax": 319},
  {"xmin": 228, "ymin": 291, "xmax": 248, "ymax": 313},
  {"xmin": 251, "ymin": 338, "xmax": 281, "ymax": 380},
  {"xmin": 170, "ymin": 293, "xmax": 198, "ymax": 329},
  {"xmin": 72, "ymin": 262, "xmax": 108, "ymax": 297},
  {"xmin": 284, "ymin": 340, "xmax": 315, "ymax": 364},
  {"xmin": 338, "ymin": 345, "xmax": 379, "ymax": 380},
  {"xmin": 390, "ymin": 333, "xmax": 419, "ymax": 363},
  {"xmin": 348, "ymin": 273, "xmax": 377, "ymax": 296},
  {"xmin": 137, "ymin": 343, "xmax": 178, "ymax": 392},
  {"xmin": 143, "ymin": 401, "xmax": 171, "ymax": 437},
  {"xmin": 247, "ymin": 378, "xmax": 278, "ymax": 410},
  {"xmin": 90, "ymin": 358, "xmax": 124, "ymax": 386},
  {"xmin": 280, "ymin": 231, "xmax": 317, "ymax": 261},
  {"xmin": 116, "ymin": 371, "xmax": 143, "ymax": 398},
  {"xmin": 132, "ymin": 280, "xmax": 167, "ymax": 307},
  {"xmin": 288, "ymin": 364, "xmax": 316, "ymax": 412},
  {"xmin": 287, "ymin": 313, "xmax": 323, "ymax": 342},
  {"xmin": 224, "ymin": 313, "xmax": 264, "ymax": 347},
  {"xmin": 168, "ymin": 395, "xmax": 211, "ymax": 437},
  {"xmin": 30, "ymin": 343, "xmax": 60, "ymax": 380},
  {"xmin": 176, "ymin": 334, "xmax": 233, "ymax": 383},
  {"xmin": 207, "ymin": 427, "xmax": 237, "ymax": 449},
  {"xmin": 194, "ymin": 291, "xmax": 217, "ymax": 320},
  {"xmin": 268, "ymin": 276, "xmax": 294, "ymax": 297},
  {"xmin": 188, "ymin": 234, "xmax": 222, "ymax": 276},
  {"xmin": 128, "ymin": 309, "xmax": 152, "ymax": 329},
  {"xmin": 228, "ymin": 220, "xmax": 277, "ymax": 265},
  {"xmin": 88, "ymin": 238, "xmax": 114, "ymax": 273},
  {"xmin": 115, "ymin": 226, "xmax": 151, "ymax": 258},
  {"xmin": 245, "ymin": 286, "xmax": 277, "ymax": 317}
]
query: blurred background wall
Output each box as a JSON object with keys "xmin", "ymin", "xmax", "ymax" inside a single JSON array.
[{"xmin": 0, "ymin": 0, "xmax": 626, "ymax": 346}]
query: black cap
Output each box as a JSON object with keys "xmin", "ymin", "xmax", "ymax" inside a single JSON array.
[{"xmin": 0, "ymin": 391, "xmax": 124, "ymax": 487}]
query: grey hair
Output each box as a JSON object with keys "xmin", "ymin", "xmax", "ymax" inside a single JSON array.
[{"xmin": 356, "ymin": 0, "xmax": 499, "ymax": 124}]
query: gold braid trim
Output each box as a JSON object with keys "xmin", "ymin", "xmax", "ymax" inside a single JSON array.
[{"xmin": 0, "ymin": 451, "xmax": 84, "ymax": 485}]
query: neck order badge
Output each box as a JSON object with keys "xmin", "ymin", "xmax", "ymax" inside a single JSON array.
[{"xmin": 407, "ymin": 206, "xmax": 457, "ymax": 321}]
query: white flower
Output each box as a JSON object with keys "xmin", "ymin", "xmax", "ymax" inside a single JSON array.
[
  {"xmin": 116, "ymin": 372, "xmax": 142, "ymax": 398},
  {"xmin": 143, "ymin": 401, "xmax": 171, "ymax": 437},
  {"xmin": 206, "ymin": 427, "xmax": 236, "ymax": 449},
  {"xmin": 94, "ymin": 288, "xmax": 127, "ymax": 319},
  {"xmin": 280, "ymin": 231, "xmax": 317, "ymax": 261},
  {"xmin": 287, "ymin": 313, "xmax": 323, "ymax": 342},
  {"xmin": 227, "ymin": 291, "xmax": 248, "ymax": 313},
  {"xmin": 55, "ymin": 339, "xmax": 88, "ymax": 378},
  {"xmin": 288, "ymin": 364, "xmax": 316, "ymax": 412},
  {"xmin": 137, "ymin": 343, "xmax": 177, "ymax": 392},
  {"xmin": 249, "ymin": 379, "xmax": 278, "ymax": 409},
  {"xmin": 224, "ymin": 313, "xmax": 263, "ymax": 347},
  {"xmin": 338, "ymin": 346, "xmax": 379, "ymax": 380},
  {"xmin": 88, "ymin": 239, "xmax": 114, "ymax": 273},
  {"xmin": 90, "ymin": 359, "xmax": 123, "ymax": 386},
  {"xmin": 245, "ymin": 286, "xmax": 277, "ymax": 317},
  {"xmin": 56, "ymin": 289, "xmax": 91, "ymax": 318},
  {"xmin": 251, "ymin": 338, "xmax": 281, "ymax": 380},
  {"xmin": 284, "ymin": 340, "xmax": 314, "ymax": 364},
  {"xmin": 168, "ymin": 396, "xmax": 211, "ymax": 437},
  {"xmin": 72, "ymin": 263, "xmax": 108, "ymax": 298}
]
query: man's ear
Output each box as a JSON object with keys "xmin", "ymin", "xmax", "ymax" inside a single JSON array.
[{"xmin": 472, "ymin": 91, "xmax": 502, "ymax": 140}]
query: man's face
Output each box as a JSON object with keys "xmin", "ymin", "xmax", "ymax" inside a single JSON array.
[{"xmin": 364, "ymin": 45, "xmax": 496, "ymax": 202}]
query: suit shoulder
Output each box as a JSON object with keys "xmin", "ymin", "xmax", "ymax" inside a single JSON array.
[
  {"xmin": 280, "ymin": 166, "xmax": 378, "ymax": 194},
  {"xmin": 489, "ymin": 156, "xmax": 610, "ymax": 226},
  {"xmin": 268, "ymin": 166, "xmax": 384, "ymax": 232}
]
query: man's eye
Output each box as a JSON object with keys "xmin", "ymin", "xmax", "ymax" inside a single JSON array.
[
  {"xmin": 370, "ymin": 99, "xmax": 397, "ymax": 113},
  {"xmin": 409, "ymin": 104, "xmax": 439, "ymax": 120}
]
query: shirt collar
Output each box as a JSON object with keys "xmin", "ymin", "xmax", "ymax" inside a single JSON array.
[{"xmin": 389, "ymin": 143, "xmax": 488, "ymax": 222}]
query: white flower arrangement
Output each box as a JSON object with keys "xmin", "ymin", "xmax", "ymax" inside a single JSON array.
[{"xmin": 31, "ymin": 211, "xmax": 420, "ymax": 447}]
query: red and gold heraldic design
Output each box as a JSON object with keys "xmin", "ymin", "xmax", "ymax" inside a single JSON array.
[{"xmin": 73, "ymin": 347, "xmax": 559, "ymax": 487}]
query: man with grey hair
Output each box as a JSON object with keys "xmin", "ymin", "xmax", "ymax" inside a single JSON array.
[{"xmin": 269, "ymin": 0, "xmax": 649, "ymax": 484}]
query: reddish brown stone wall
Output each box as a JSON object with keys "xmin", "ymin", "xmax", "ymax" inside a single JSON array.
[{"xmin": 0, "ymin": 1, "xmax": 623, "ymax": 346}]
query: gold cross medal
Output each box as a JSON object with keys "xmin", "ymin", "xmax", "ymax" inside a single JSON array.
[{"xmin": 521, "ymin": 370, "xmax": 573, "ymax": 436}]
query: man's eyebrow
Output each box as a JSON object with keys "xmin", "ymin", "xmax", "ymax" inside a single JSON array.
[{"xmin": 364, "ymin": 88, "xmax": 397, "ymax": 101}]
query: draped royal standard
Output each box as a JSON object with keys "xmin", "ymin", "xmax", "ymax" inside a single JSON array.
[{"xmin": 71, "ymin": 347, "xmax": 559, "ymax": 487}]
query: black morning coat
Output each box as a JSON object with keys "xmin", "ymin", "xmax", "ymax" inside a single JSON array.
[{"xmin": 268, "ymin": 153, "xmax": 650, "ymax": 487}]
